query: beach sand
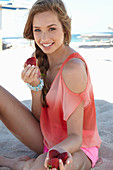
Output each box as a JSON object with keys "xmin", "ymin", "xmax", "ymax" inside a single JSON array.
[{"xmin": 0, "ymin": 43, "xmax": 113, "ymax": 169}]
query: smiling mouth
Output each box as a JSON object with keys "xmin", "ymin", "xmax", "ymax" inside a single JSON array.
[{"xmin": 42, "ymin": 43, "xmax": 54, "ymax": 47}]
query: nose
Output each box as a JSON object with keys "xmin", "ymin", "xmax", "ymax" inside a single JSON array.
[{"xmin": 41, "ymin": 32, "xmax": 49, "ymax": 42}]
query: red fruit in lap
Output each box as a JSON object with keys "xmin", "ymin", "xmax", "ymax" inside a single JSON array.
[
  {"xmin": 57, "ymin": 152, "xmax": 68, "ymax": 163},
  {"xmin": 48, "ymin": 158, "xmax": 59, "ymax": 169},
  {"xmin": 49, "ymin": 149, "xmax": 60, "ymax": 159},
  {"xmin": 25, "ymin": 57, "xmax": 36, "ymax": 66}
]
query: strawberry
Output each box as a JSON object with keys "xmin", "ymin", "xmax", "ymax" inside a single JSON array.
[
  {"xmin": 49, "ymin": 149, "xmax": 60, "ymax": 159},
  {"xmin": 24, "ymin": 57, "xmax": 41, "ymax": 77},
  {"xmin": 57, "ymin": 152, "xmax": 68, "ymax": 163},
  {"xmin": 25, "ymin": 57, "xmax": 36, "ymax": 66},
  {"xmin": 48, "ymin": 158, "xmax": 59, "ymax": 169}
]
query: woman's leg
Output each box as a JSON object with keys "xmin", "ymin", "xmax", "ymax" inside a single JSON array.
[
  {"xmin": 0, "ymin": 155, "xmax": 31, "ymax": 170},
  {"xmin": 65, "ymin": 149, "xmax": 92, "ymax": 170},
  {"xmin": 0, "ymin": 153, "xmax": 47, "ymax": 170},
  {"xmin": 23, "ymin": 153, "xmax": 47, "ymax": 170},
  {"xmin": 22, "ymin": 150, "xmax": 91, "ymax": 170},
  {"xmin": 0, "ymin": 86, "xmax": 92, "ymax": 170},
  {"xmin": 0, "ymin": 85, "xmax": 43, "ymax": 154}
]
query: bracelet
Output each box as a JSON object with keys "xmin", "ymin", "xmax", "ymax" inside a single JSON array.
[{"xmin": 27, "ymin": 78, "xmax": 44, "ymax": 91}]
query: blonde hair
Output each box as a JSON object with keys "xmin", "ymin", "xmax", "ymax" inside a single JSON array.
[{"xmin": 23, "ymin": 0, "xmax": 71, "ymax": 107}]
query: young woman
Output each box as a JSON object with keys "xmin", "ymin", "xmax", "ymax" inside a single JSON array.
[{"xmin": 0, "ymin": 0, "xmax": 101, "ymax": 169}]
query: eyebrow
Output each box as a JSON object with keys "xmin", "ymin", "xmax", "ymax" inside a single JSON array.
[{"xmin": 33, "ymin": 24, "xmax": 57, "ymax": 28}]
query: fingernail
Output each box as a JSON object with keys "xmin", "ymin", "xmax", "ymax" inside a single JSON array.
[
  {"xmin": 67, "ymin": 160, "xmax": 70, "ymax": 164},
  {"xmin": 28, "ymin": 64, "xmax": 31, "ymax": 67},
  {"xmin": 59, "ymin": 159, "xmax": 62, "ymax": 163},
  {"xmin": 32, "ymin": 65, "xmax": 35, "ymax": 67}
]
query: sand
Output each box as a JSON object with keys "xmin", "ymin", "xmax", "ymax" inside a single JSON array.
[{"xmin": 0, "ymin": 43, "xmax": 113, "ymax": 169}]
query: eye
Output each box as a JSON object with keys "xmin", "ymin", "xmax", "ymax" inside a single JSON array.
[
  {"xmin": 49, "ymin": 28, "xmax": 56, "ymax": 31},
  {"xmin": 34, "ymin": 29, "xmax": 41, "ymax": 32}
]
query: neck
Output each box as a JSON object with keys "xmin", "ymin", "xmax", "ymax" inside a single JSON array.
[{"xmin": 47, "ymin": 44, "xmax": 69, "ymax": 69}]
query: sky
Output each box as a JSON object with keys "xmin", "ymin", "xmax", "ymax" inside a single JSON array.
[
  {"xmin": 19, "ymin": 0, "xmax": 113, "ymax": 34},
  {"xmin": 63, "ymin": 0, "xmax": 113, "ymax": 34},
  {"xmin": 1, "ymin": 0, "xmax": 113, "ymax": 36}
]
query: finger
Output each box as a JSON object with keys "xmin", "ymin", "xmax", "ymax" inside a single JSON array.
[
  {"xmin": 23, "ymin": 66, "xmax": 35, "ymax": 81},
  {"xmin": 28, "ymin": 65, "xmax": 41, "ymax": 79},
  {"xmin": 26, "ymin": 65, "xmax": 35, "ymax": 77},
  {"xmin": 44, "ymin": 157, "xmax": 49, "ymax": 168},
  {"xmin": 28, "ymin": 66, "xmax": 37, "ymax": 79},
  {"xmin": 21, "ymin": 64, "xmax": 31, "ymax": 78},
  {"xmin": 30, "ymin": 67, "xmax": 39, "ymax": 79},
  {"xmin": 59, "ymin": 159, "xmax": 65, "ymax": 170},
  {"xmin": 24, "ymin": 64, "xmax": 31, "ymax": 71},
  {"xmin": 65, "ymin": 157, "xmax": 73, "ymax": 165},
  {"xmin": 24, "ymin": 63, "xmax": 27, "ymax": 68}
]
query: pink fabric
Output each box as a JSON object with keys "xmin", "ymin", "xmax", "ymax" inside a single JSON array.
[
  {"xmin": 43, "ymin": 145, "xmax": 98, "ymax": 168},
  {"xmin": 43, "ymin": 145, "xmax": 49, "ymax": 153},
  {"xmin": 81, "ymin": 146, "xmax": 98, "ymax": 168},
  {"xmin": 40, "ymin": 53, "xmax": 101, "ymax": 149}
]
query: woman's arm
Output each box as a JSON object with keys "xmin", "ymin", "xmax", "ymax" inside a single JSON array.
[{"xmin": 21, "ymin": 63, "xmax": 42, "ymax": 121}]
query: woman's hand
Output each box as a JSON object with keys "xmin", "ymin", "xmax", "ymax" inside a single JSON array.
[
  {"xmin": 21, "ymin": 64, "xmax": 41, "ymax": 86},
  {"xmin": 44, "ymin": 148, "xmax": 73, "ymax": 170}
]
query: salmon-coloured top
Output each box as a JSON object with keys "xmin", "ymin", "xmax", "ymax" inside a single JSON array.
[{"xmin": 40, "ymin": 53, "xmax": 102, "ymax": 149}]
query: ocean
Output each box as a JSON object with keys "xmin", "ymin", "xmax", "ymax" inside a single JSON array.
[
  {"xmin": 71, "ymin": 32, "xmax": 113, "ymax": 42},
  {"xmin": 3, "ymin": 32, "xmax": 113, "ymax": 47}
]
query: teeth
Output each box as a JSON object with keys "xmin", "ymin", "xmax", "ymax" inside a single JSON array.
[{"xmin": 43, "ymin": 43, "xmax": 52, "ymax": 47}]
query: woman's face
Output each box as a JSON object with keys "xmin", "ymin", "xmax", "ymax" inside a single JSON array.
[{"xmin": 33, "ymin": 11, "xmax": 65, "ymax": 55}]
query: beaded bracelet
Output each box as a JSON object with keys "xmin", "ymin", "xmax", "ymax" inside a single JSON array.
[{"xmin": 27, "ymin": 78, "xmax": 44, "ymax": 91}]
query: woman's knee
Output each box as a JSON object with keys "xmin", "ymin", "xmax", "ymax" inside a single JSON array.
[
  {"xmin": 66, "ymin": 150, "xmax": 91, "ymax": 170},
  {"xmin": 30, "ymin": 153, "xmax": 47, "ymax": 170}
]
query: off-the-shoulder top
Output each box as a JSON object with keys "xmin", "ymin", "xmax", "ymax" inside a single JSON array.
[{"xmin": 40, "ymin": 53, "xmax": 102, "ymax": 149}]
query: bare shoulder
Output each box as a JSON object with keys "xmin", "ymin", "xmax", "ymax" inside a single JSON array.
[{"xmin": 62, "ymin": 58, "xmax": 87, "ymax": 93}]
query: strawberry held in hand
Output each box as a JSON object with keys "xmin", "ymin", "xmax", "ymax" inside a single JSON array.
[
  {"xmin": 58, "ymin": 152, "xmax": 68, "ymax": 163},
  {"xmin": 24, "ymin": 57, "xmax": 41, "ymax": 77},
  {"xmin": 48, "ymin": 149, "xmax": 68, "ymax": 169},
  {"xmin": 25, "ymin": 57, "xmax": 36, "ymax": 66},
  {"xmin": 49, "ymin": 149, "xmax": 60, "ymax": 159},
  {"xmin": 48, "ymin": 158, "xmax": 59, "ymax": 169}
]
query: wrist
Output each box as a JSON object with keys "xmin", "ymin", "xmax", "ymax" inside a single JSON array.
[
  {"xmin": 29, "ymin": 79, "xmax": 40, "ymax": 87},
  {"xmin": 27, "ymin": 78, "xmax": 44, "ymax": 91}
]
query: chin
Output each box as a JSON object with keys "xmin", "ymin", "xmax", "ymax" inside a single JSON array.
[{"xmin": 41, "ymin": 48, "xmax": 56, "ymax": 55}]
